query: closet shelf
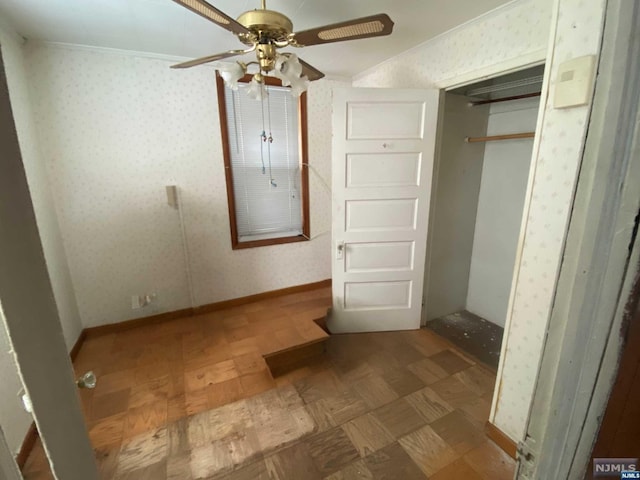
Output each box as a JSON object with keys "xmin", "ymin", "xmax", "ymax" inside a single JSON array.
[
  {"xmin": 469, "ymin": 91, "xmax": 541, "ymax": 106},
  {"xmin": 465, "ymin": 132, "xmax": 535, "ymax": 143}
]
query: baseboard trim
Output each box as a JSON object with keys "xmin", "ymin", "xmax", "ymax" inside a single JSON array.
[
  {"xmin": 485, "ymin": 421, "xmax": 517, "ymax": 459},
  {"xmin": 85, "ymin": 307, "xmax": 194, "ymax": 337},
  {"xmin": 69, "ymin": 329, "xmax": 87, "ymax": 362},
  {"xmin": 193, "ymin": 279, "xmax": 332, "ymax": 315},
  {"xmin": 16, "ymin": 423, "xmax": 38, "ymax": 469},
  {"xmin": 85, "ymin": 279, "xmax": 332, "ymax": 338}
]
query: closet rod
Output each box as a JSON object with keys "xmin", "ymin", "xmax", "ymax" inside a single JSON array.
[
  {"xmin": 469, "ymin": 91, "xmax": 541, "ymax": 106},
  {"xmin": 465, "ymin": 132, "xmax": 535, "ymax": 143}
]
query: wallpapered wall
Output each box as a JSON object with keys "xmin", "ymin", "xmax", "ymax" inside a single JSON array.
[
  {"xmin": 24, "ymin": 44, "xmax": 341, "ymax": 327},
  {"xmin": 353, "ymin": 0, "xmax": 552, "ymax": 89},
  {"xmin": 355, "ymin": 0, "xmax": 607, "ymax": 442}
]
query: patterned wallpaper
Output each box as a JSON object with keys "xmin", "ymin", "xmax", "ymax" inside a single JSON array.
[
  {"xmin": 355, "ymin": 0, "xmax": 607, "ymax": 442},
  {"xmin": 354, "ymin": 0, "xmax": 553, "ymax": 89},
  {"xmin": 24, "ymin": 43, "xmax": 342, "ymax": 327}
]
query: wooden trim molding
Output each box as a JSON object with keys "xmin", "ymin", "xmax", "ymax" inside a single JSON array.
[
  {"xmin": 16, "ymin": 423, "xmax": 38, "ymax": 470},
  {"xmin": 193, "ymin": 279, "xmax": 331, "ymax": 315},
  {"xmin": 69, "ymin": 329, "xmax": 87, "ymax": 362},
  {"xmin": 216, "ymin": 72, "xmax": 310, "ymax": 250},
  {"xmin": 485, "ymin": 421, "xmax": 517, "ymax": 459},
  {"xmin": 85, "ymin": 279, "xmax": 332, "ymax": 337}
]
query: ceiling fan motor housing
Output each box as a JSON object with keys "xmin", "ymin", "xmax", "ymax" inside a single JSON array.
[{"xmin": 237, "ymin": 9, "xmax": 293, "ymax": 44}]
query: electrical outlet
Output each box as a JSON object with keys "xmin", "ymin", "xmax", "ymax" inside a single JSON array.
[
  {"xmin": 131, "ymin": 295, "xmax": 142, "ymax": 309},
  {"xmin": 131, "ymin": 293, "xmax": 157, "ymax": 309}
]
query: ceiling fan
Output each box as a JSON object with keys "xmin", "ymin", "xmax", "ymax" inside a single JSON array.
[{"xmin": 169, "ymin": 0, "xmax": 394, "ymax": 84}]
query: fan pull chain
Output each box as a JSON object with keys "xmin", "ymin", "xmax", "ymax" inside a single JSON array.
[
  {"xmin": 267, "ymin": 85, "xmax": 276, "ymax": 187},
  {"xmin": 260, "ymin": 89, "xmax": 267, "ymax": 174}
]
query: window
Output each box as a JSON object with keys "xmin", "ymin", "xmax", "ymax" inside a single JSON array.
[{"xmin": 217, "ymin": 73, "xmax": 310, "ymax": 249}]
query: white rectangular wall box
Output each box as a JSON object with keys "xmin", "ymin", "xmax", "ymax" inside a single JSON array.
[{"xmin": 553, "ymin": 55, "xmax": 596, "ymax": 109}]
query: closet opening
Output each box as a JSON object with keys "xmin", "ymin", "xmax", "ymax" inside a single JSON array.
[{"xmin": 424, "ymin": 64, "xmax": 544, "ymax": 369}]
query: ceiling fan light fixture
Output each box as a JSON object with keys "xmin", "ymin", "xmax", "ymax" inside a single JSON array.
[
  {"xmin": 218, "ymin": 61, "xmax": 246, "ymax": 90},
  {"xmin": 247, "ymin": 74, "xmax": 268, "ymax": 100},
  {"xmin": 289, "ymin": 75, "xmax": 310, "ymax": 97}
]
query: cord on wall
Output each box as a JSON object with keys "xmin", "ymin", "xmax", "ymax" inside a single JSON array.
[
  {"xmin": 300, "ymin": 163, "xmax": 333, "ymax": 241},
  {"xmin": 166, "ymin": 185, "xmax": 196, "ymax": 309}
]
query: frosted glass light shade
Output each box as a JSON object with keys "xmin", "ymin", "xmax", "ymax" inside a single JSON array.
[
  {"xmin": 246, "ymin": 76, "xmax": 268, "ymax": 100},
  {"xmin": 219, "ymin": 62, "xmax": 246, "ymax": 90}
]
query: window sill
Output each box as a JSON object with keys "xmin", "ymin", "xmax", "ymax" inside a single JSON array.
[{"xmin": 231, "ymin": 234, "xmax": 309, "ymax": 250}]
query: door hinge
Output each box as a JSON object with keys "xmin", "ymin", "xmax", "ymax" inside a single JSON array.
[{"xmin": 516, "ymin": 435, "xmax": 537, "ymax": 479}]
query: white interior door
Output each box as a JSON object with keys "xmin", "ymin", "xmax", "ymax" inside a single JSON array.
[{"xmin": 327, "ymin": 87, "xmax": 439, "ymax": 333}]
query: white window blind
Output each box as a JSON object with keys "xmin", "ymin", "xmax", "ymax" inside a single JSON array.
[{"xmin": 224, "ymin": 83, "xmax": 303, "ymax": 242}]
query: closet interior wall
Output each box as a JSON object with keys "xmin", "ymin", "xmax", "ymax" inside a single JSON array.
[{"xmin": 425, "ymin": 92, "xmax": 539, "ymax": 328}]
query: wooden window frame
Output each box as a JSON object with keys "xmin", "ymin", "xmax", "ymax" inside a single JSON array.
[{"xmin": 216, "ymin": 72, "xmax": 310, "ymax": 250}]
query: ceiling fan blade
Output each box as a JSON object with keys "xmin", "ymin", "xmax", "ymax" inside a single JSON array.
[
  {"xmin": 171, "ymin": 0, "xmax": 249, "ymax": 35},
  {"xmin": 292, "ymin": 13, "xmax": 393, "ymax": 47},
  {"xmin": 171, "ymin": 48, "xmax": 249, "ymax": 69},
  {"xmin": 298, "ymin": 58, "xmax": 325, "ymax": 81}
]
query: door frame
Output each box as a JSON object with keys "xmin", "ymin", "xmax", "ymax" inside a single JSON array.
[
  {"xmin": 518, "ymin": 0, "xmax": 640, "ymax": 477},
  {"xmin": 421, "ymin": 55, "xmax": 548, "ymax": 329}
]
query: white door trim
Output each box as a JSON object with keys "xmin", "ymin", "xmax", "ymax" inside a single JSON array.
[{"xmin": 518, "ymin": 0, "xmax": 640, "ymax": 477}]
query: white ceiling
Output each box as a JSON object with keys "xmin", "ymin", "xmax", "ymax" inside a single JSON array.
[{"xmin": 0, "ymin": 0, "xmax": 510, "ymax": 77}]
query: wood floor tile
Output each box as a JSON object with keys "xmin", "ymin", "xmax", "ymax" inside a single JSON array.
[
  {"xmin": 123, "ymin": 401, "xmax": 168, "ymax": 439},
  {"xmin": 166, "ymin": 454, "xmax": 192, "ymax": 480},
  {"xmin": 407, "ymin": 357, "xmax": 449, "ymax": 385},
  {"xmin": 239, "ymin": 370, "xmax": 276, "ymax": 398},
  {"xmin": 229, "ymin": 337, "xmax": 260, "ymax": 357},
  {"xmin": 366, "ymin": 350, "xmax": 402, "ymax": 376},
  {"xmin": 115, "ymin": 427, "xmax": 167, "ymax": 477},
  {"xmin": 96, "ymin": 444, "xmax": 120, "ymax": 480},
  {"xmin": 371, "ymin": 398, "xmax": 426, "ymax": 439},
  {"xmin": 184, "ymin": 388, "xmax": 209, "ymax": 416},
  {"xmin": 128, "ymin": 376, "xmax": 172, "ymax": 410},
  {"xmin": 341, "ymin": 414, "xmax": 395, "ymax": 457},
  {"xmin": 363, "ymin": 442, "xmax": 426, "ymax": 480},
  {"xmin": 429, "ymin": 349, "xmax": 474, "ymax": 375},
  {"xmin": 398, "ymin": 424, "xmax": 458, "ymax": 476},
  {"xmin": 264, "ymin": 442, "xmax": 322, "ymax": 480},
  {"xmin": 430, "ymin": 410, "xmax": 485, "ymax": 455},
  {"xmin": 222, "ymin": 459, "xmax": 271, "ymax": 480},
  {"xmin": 429, "ymin": 458, "xmax": 484, "ymax": 480},
  {"xmin": 184, "ymin": 359, "xmax": 238, "ymax": 391},
  {"xmin": 430, "ymin": 376, "xmax": 479, "ymax": 410},
  {"xmin": 381, "ymin": 367, "xmax": 425, "ymax": 397},
  {"xmin": 464, "ymin": 441, "xmax": 515, "ymax": 480},
  {"xmin": 89, "ymin": 413, "xmax": 126, "ymax": 448},
  {"xmin": 189, "ymin": 442, "xmax": 233, "ymax": 479},
  {"xmin": 208, "ymin": 377, "xmax": 245, "ymax": 409},
  {"xmin": 459, "ymin": 395, "xmax": 493, "ymax": 430},
  {"xmin": 404, "ymin": 387, "xmax": 454, "ymax": 424},
  {"xmin": 389, "ymin": 342, "xmax": 426, "ymax": 365},
  {"xmin": 317, "ymin": 390, "xmax": 369, "ymax": 427},
  {"xmin": 295, "ymin": 370, "xmax": 345, "ymax": 404},
  {"xmin": 352, "ymin": 374, "xmax": 399, "ymax": 409},
  {"xmin": 454, "ymin": 365, "xmax": 496, "ymax": 396},
  {"xmin": 324, "ymin": 459, "xmax": 374, "ymax": 480},
  {"xmin": 307, "ymin": 427, "xmax": 360, "ymax": 476},
  {"xmin": 91, "ymin": 388, "xmax": 131, "ymax": 421}
]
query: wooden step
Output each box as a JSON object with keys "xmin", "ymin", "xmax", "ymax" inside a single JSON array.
[{"xmin": 261, "ymin": 316, "xmax": 329, "ymax": 377}]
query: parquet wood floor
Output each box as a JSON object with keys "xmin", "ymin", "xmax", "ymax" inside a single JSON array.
[{"xmin": 22, "ymin": 286, "xmax": 514, "ymax": 479}]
